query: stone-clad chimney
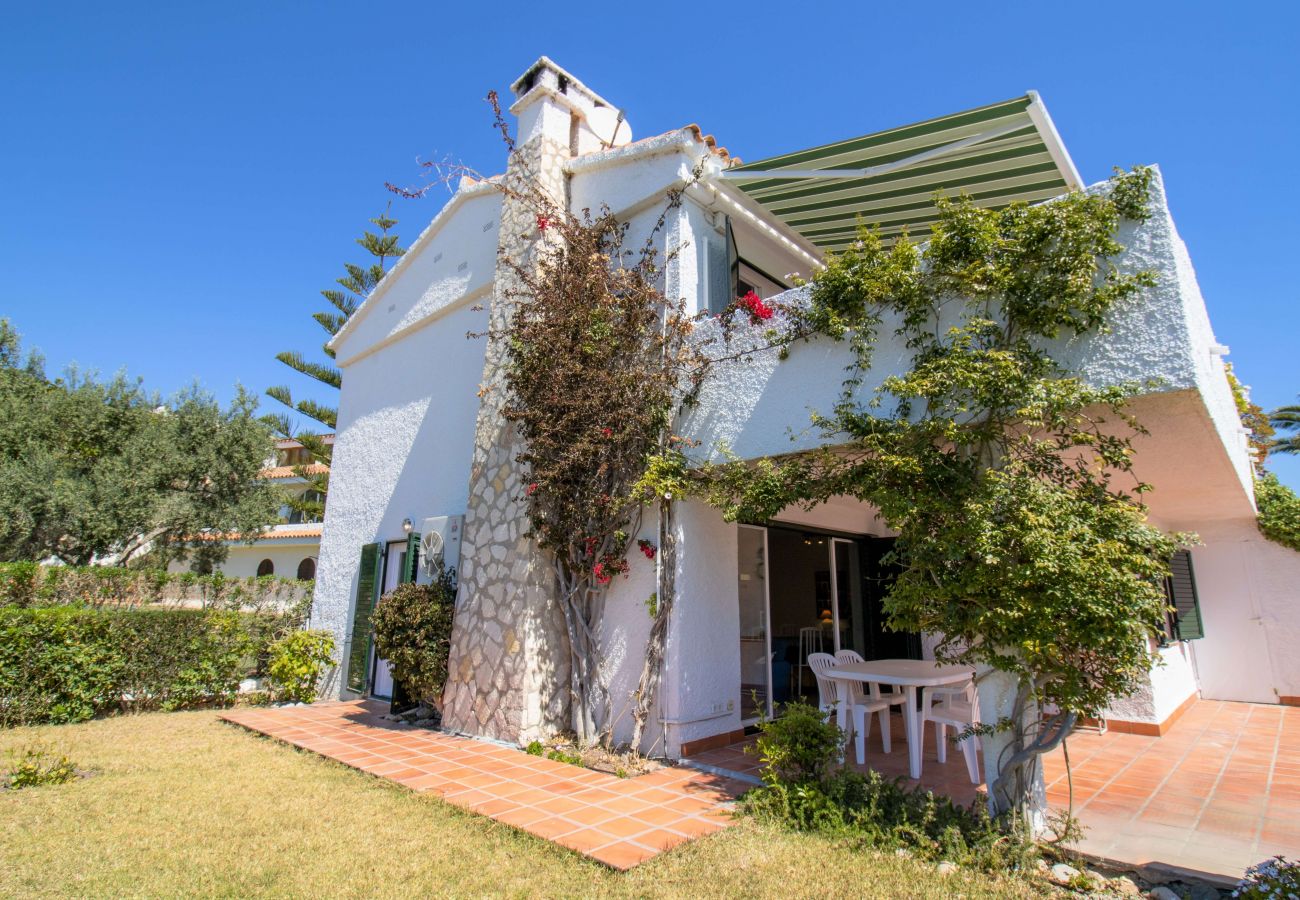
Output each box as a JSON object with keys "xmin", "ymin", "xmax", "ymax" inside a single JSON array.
[{"xmin": 441, "ymin": 58, "xmax": 625, "ymax": 743}]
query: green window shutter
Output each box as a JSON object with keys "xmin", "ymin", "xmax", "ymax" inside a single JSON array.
[
  {"xmin": 345, "ymin": 542, "xmax": 383, "ymax": 693},
  {"xmin": 401, "ymin": 531, "xmax": 421, "ymax": 584},
  {"xmin": 1168, "ymin": 549, "xmax": 1205, "ymax": 641}
]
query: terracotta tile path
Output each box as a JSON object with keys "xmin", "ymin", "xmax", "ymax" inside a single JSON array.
[
  {"xmin": 224, "ymin": 698, "xmax": 1300, "ymax": 880},
  {"xmin": 221, "ymin": 701, "xmax": 746, "ymax": 870}
]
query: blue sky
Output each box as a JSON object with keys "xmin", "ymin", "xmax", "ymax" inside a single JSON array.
[{"xmin": 3, "ymin": 1, "xmax": 1297, "ymax": 487}]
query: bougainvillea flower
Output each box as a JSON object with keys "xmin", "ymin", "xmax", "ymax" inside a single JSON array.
[
  {"xmin": 536, "ymin": 214, "xmax": 551, "ymax": 231},
  {"xmin": 637, "ymin": 539, "xmax": 657, "ymax": 560},
  {"xmin": 737, "ymin": 290, "xmax": 775, "ymax": 322}
]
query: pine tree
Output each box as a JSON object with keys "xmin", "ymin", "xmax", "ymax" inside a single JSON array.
[
  {"xmin": 266, "ymin": 208, "xmax": 405, "ymax": 517},
  {"xmin": 1271, "ymin": 397, "xmax": 1300, "ymax": 456}
]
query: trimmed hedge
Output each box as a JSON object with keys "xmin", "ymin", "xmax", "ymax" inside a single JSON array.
[
  {"xmin": 0, "ymin": 562, "xmax": 312, "ymax": 611},
  {"xmin": 0, "ymin": 606, "xmax": 294, "ymax": 727}
]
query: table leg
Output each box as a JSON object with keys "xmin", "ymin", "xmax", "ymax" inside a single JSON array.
[
  {"xmin": 904, "ymin": 685, "xmax": 921, "ymax": 780},
  {"xmin": 836, "ymin": 693, "xmax": 848, "ymax": 763}
]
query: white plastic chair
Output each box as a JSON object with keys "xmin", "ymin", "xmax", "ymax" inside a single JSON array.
[
  {"xmin": 793, "ymin": 626, "xmax": 823, "ymax": 698},
  {"xmin": 920, "ymin": 678, "xmax": 981, "ymax": 784},
  {"xmin": 808, "ymin": 652, "xmax": 894, "ymax": 765},
  {"xmin": 835, "ymin": 649, "xmax": 906, "ymax": 754}
]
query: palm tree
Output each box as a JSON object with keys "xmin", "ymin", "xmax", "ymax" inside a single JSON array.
[{"xmin": 1270, "ymin": 397, "xmax": 1300, "ymax": 455}]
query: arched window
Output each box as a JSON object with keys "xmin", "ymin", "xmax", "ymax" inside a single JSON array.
[
  {"xmin": 256, "ymin": 559, "xmax": 275, "ymax": 577},
  {"xmin": 296, "ymin": 557, "xmax": 317, "ymax": 581}
]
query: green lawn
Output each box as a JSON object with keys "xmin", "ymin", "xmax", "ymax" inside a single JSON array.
[{"xmin": 1, "ymin": 710, "xmax": 1049, "ymax": 898}]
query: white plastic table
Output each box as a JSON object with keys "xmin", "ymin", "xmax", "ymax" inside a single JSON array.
[{"xmin": 823, "ymin": 658, "xmax": 975, "ymax": 780}]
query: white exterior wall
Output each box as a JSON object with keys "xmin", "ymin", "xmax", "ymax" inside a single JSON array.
[
  {"xmin": 1185, "ymin": 518, "xmax": 1300, "ymax": 704},
  {"xmin": 314, "ymin": 299, "xmax": 487, "ymax": 686},
  {"xmin": 661, "ymin": 501, "xmax": 742, "ymax": 758},
  {"xmin": 212, "ymin": 543, "xmax": 318, "ymax": 580},
  {"xmin": 166, "ymin": 538, "xmax": 319, "ymax": 580}
]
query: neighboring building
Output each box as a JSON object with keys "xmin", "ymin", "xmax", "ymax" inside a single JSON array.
[
  {"xmin": 170, "ymin": 436, "xmax": 330, "ymax": 581},
  {"xmin": 311, "ymin": 58, "xmax": 1300, "ymax": 757}
]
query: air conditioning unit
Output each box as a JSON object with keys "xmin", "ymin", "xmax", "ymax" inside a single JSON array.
[{"xmin": 419, "ymin": 515, "xmax": 463, "ymax": 580}]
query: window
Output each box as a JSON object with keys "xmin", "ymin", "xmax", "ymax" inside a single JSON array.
[
  {"xmin": 296, "ymin": 557, "xmax": 316, "ymax": 580},
  {"xmin": 256, "ymin": 559, "xmax": 275, "ymax": 577},
  {"xmin": 287, "ymin": 490, "xmax": 325, "ymax": 525},
  {"xmin": 737, "ymin": 262, "xmax": 784, "ymax": 300}
]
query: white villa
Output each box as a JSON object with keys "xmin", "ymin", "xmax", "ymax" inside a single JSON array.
[
  {"xmin": 311, "ymin": 58, "xmax": 1300, "ymax": 761},
  {"xmin": 169, "ymin": 435, "xmax": 329, "ymax": 581}
]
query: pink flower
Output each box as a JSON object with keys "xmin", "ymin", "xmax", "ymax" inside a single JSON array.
[
  {"xmin": 526, "ymin": 483, "xmax": 539, "ymax": 496},
  {"xmin": 536, "ymin": 214, "xmax": 552, "ymax": 231},
  {"xmin": 593, "ymin": 562, "xmax": 611, "ymax": 585},
  {"xmin": 637, "ymin": 539, "xmax": 657, "ymax": 560}
]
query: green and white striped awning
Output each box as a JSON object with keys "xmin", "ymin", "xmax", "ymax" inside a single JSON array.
[{"xmin": 721, "ymin": 93, "xmax": 1081, "ymax": 253}]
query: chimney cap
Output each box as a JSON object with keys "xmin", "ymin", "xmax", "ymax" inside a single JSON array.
[{"xmin": 510, "ymin": 56, "xmax": 613, "ymax": 109}]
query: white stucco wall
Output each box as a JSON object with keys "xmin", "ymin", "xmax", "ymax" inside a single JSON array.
[
  {"xmin": 1185, "ymin": 517, "xmax": 1300, "ymax": 704},
  {"xmin": 314, "ymin": 298, "xmax": 489, "ymax": 690},
  {"xmin": 660, "ymin": 501, "xmax": 742, "ymax": 757},
  {"xmin": 331, "ymin": 186, "xmax": 501, "ymax": 367},
  {"xmin": 168, "ymin": 541, "xmax": 319, "ymax": 580}
]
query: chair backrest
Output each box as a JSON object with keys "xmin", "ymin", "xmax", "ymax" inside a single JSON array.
[
  {"xmin": 835, "ymin": 649, "xmax": 864, "ymax": 665},
  {"xmin": 806, "ymin": 652, "xmax": 841, "ymax": 708},
  {"xmin": 798, "ymin": 626, "xmax": 823, "ymax": 659}
]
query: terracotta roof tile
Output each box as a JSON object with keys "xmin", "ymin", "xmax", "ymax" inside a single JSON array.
[{"xmin": 260, "ymin": 464, "xmax": 330, "ymax": 480}]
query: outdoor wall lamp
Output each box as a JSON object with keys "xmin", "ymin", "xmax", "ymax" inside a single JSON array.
[{"xmin": 402, "ymin": 518, "xmax": 414, "ymax": 534}]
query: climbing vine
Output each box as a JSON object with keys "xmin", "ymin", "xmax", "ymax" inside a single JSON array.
[{"xmin": 651, "ymin": 167, "xmax": 1187, "ymax": 821}]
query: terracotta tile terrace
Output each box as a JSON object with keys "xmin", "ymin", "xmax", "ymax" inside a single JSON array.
[
  {"xmin": 223, "ymin": 698, "xmax": 1300, "ymax": 879},
  {"xmin": 688, "ymin": 700, "xmax": 1300, "ymax": 883}
]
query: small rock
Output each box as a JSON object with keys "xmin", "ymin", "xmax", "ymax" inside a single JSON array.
[
  {"xmin": 1187, "ymin": 885, "xmax": 1222, "ymax": 900},
  {"xmin": 1110, "ymin": 875, "xmax": 1142, "ymax": 896},
  {"xmin": 1051, "ymin": 862, "xmax": 1081, "ymax": 884},
  {"xmin": 1148, "ymin": 887, "xmax": 1181, "ymax": 900},
  {"xmin": 936, "ymin": 861, "xmax": 958, "ymax": 876}
]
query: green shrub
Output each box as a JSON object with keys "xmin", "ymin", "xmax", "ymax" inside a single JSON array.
[
  {"xmin": 268, "ymin": 630, "xmax": 336, "ymax": 703},
  {"xmin": 751, "ymin": 700, "xmax": 844, "ymax": 786},
  {"xmin": 370, "ymin": 567, "xmax": 456, "ymax": 708},
  {"xmin": 5, "ymin": 745, "xmax": 77, "ymax": 790},
  {"xmin": 0, "ymin": 606, "xmax": 292, "ymax": 726},
  {"xmin": 1257, "ymin": 473, "xmax": 1300, "ymax": 552},
  {"xmin": 742, "ymin": 700, "xmax": 1036, "ymax": 871}
]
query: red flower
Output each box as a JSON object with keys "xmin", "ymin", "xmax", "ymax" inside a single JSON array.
[
  {"xmin": 637, "ymin": 539, "xmax": 657, "ymax": 560},
  {"xmin": 601, "ymin": 427, "xmax": 613, "ymax": 437},
  {"xmin": 737, "ymin": 290, "xmax": 775, "ymax": 322},
  {"xmin": 593, "ymin": 562, "xmax": 611, "ymax": 585},
  {"xmin": 526, "ymin": 482, "xmax": 539, "ymax": 496},
  {"xmin": 536, "ymin": 214, "xmax": 552, "ymax": 231}
]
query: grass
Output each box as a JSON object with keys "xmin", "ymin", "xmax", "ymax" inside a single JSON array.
[{"xmin": 0, "ymin": 710, "xmax": 1050, "ymax": 898}]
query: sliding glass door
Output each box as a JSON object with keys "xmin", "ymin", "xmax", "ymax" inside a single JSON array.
[{"xmin": 739, "ymin": 526, "xmax": 872, "ymax": 717}]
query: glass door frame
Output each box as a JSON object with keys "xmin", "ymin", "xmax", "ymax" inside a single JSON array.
[
  {"xmin": 737, "ymin": 523, "xmax": 774, "ymax": 726},
  {"xmin": 827, "ymin": 537, "xmax": 849, "ymax": 655}
]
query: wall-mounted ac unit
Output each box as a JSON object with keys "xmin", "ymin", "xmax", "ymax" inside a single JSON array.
[{"xmin": 419, "ymin": 515, "xmax": 463, "ymax": 580}]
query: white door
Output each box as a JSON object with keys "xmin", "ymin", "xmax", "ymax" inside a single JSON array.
[{"xmin": 369, "ymin": 541, "xmax": 406, "ymax": 699}]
